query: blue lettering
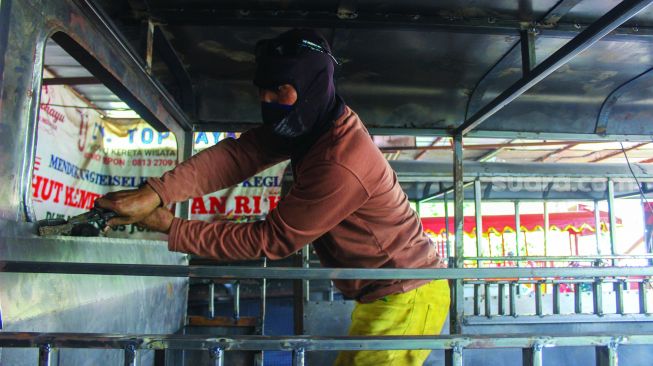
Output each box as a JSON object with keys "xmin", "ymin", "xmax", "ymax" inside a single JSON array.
[
  {"xmin": 158, "ymin": 132, "xmax": 170, "ymax": 144},
  {"xmin": 195, "ymin": 132, "xmax": 208, "ymax": 144},
  {"xmin": 128, "ymin": 129, "xmax": 137, "ymax": 143},
  {"xmin": 141, "ymin": 128, "xmax": 154, "ymax": 144}
]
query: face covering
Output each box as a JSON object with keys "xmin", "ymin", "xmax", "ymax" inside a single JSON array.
[{"xmin": 261, "ymin": 101, "xmax": 294, "ymax": 134}]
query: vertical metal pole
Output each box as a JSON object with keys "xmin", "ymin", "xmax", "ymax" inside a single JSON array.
[
  {"xmin": 498, "ymin": 283, "xmax": 506, "ymax": 315},
  {"xmin": 177, "ymin": 130, "xmax": 194, "ymax": 220},
  {"xmin": 615, "ymin": 280, "xmax": 625, "ymax": 315},
  {"xmin": 607, "ymin": 179, "xmax": 617, "ymax": 266},
  {"xmin": 520, "ymin": 29, "xmax": 537, "ymax": 77},
  {"xmin": 523, "ymin": 343, "xmax": 543, "ymax": 366},
  {"xmin": 302, "ymin": 245, "xmax": 311, "ymax": 303},
  {"xmin": 208, "ymin": 282, "xmax": 215, "ymax": 319},
  {"xmin": 593, "ymin": 279, "xmax": 604, "ymax": 316},
  {"xmin": 594, "ymin": 200, "xmax": 603, "ymax": 256},
  {"xmin": 124, "ymin": 344, "xmax": 137, "ymax": 366},
  {"xmin": 233, "ymin": 282, "xmax": 243, "ymax": 324},
  {"xmin": 444, "ymin": 193, "xmax": 451, "ymax": 259},
  {"xmin": 509, "ymin": 282, "xmax": 517, "ymax": 317},
  {"xmin": 596, "ymin": 342, "xmax": 619, "ymax": 366},
  {"xmin": 415, "ymin": 200, "xmax": 421, "ymax": 216},
  {"xmin": 292, "ymin": 348, "xmax": 305, "ymax": 366},
  {"xmin": 474, "ymin": 284, "xmax": 481, "ymax": 316},
  {"xmin": 543, "ymin": 201, "xmax": 549, "ymax": 257},
  {"xmin": 328, "ymin": 281, "xmax": 335, "ymax": 302},
  {"xmin": 38, "ymin": 344, "xmax": 52, "ymax": 366},
  {"xmin": 515, "ymin": 201, "xmax": 522, "ymax": 265},
  {"xmin": 209, "ymin": 347, "xmax": 224, "ymax": 366},
  {"xmin": 452, "ymin": 133, "xmax": 465, "ymax": 334},
  {"xmin": 445, "ymin": 345, "xmax": 464, "ymax": 366},
  {"xmin": 484, "ymin": 282, "xmax": 492, "ymax": 317},
  {"xmin": 535, "ymin": 281, "xmax": 543, "ymax": 317},
  {"xmin": 575, "ymin": 283, "xmax": 583, "ymax": 314},
  {"xmin": 553, "ymin": 283, "xmax": 561, "ymax": 315},
  {"xmin": 474, "ymin": 179, "xmax": 483, "ymax": 267},
  {"xmin": 257, "ymin": 258, "xmax": 267, "ymax": 366},
  {"xmin": 639, "ymin": 280, "xmax": 649, "ymax": 314}
]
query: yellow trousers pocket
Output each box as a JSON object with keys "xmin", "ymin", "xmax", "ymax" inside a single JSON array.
[{"xmin": 333, "ymin": 280, "xmax": 450, "ymax": 366}]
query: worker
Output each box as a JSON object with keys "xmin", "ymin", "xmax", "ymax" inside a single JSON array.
[{"xmin": 96, "ymin": 28, "xmax": 449, "ymax": 366}]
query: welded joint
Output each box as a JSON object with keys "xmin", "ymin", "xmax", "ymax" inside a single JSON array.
[
  {"xmin": 124, "ymin": 343, "xmax": 137, "ymax": 366},
  {"xmin": 39, "ymin": 343, "xmax": 52, "ymax": 366},
  {"xmin": 209, "ymin": 346, "xmax": 225, "ymax": 366}
]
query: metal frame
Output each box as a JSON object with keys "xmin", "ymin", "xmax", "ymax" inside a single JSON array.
[{"xmin": 2, "ymin": 332, "xmax": 652, "ymax": 366}]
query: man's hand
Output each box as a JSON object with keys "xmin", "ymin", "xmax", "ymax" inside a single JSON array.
[
  {"xmin": 95, "ymin": 184, "xmax": 162, "ymax": 226},
  {"xmin": 136, "ymin": 207, "xmax": 174, "ymax": 234}
]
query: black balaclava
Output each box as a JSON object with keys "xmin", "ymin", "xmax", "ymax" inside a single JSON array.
[{"xmin": 254, "ymin": 29, "xmax": 345, "ymax": 161}]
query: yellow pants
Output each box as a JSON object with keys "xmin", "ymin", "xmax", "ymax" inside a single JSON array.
[{"xmin": 334, "ymin": 280, "xmax": 450, "ymax": 366}]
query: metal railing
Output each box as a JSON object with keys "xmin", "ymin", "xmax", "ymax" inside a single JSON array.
[{"xmin": 1, "ymin": 332, "xmax": 650, "ymax": 366}]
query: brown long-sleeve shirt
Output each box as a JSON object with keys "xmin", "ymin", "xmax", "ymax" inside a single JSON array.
[{"xmin": 148, "ymin": 107, "xmax": 446, "ymax": 302}]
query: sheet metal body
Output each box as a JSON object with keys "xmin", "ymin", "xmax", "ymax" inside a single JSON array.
[{"xmin": 0, "ymin": 220, "xmax": 188, "ymax": 366}]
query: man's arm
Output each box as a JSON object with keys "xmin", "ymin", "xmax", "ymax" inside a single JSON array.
[
  {"xmin": 149, "ymin": 127, "xmax": 288, "ymax": 205},
  {"xmin": 97, "ymin": 126, "xmax": 288, "ymax": 226},
  {"xmin": 158, "ymin": 162, "xmax": 369, "ymax": 260}
]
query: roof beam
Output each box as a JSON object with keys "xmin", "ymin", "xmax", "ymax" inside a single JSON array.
[
  {"xmin": 454, "ymin": 0, "xmax": 653, "ymax": 136},
  {"xmin": 42, "ymin": 76, "xmax": 100, "ymax": 85},
  {"xmin": 590, "ymin": 142, "xmax": 650, "ymax": 162},
  {"xmin": 534, "ymin": 143, "xmax": 579, "ymax": 162},
  {"xmin": 143, "ymin": 8, "xmax": 653, "ymax": 38}
]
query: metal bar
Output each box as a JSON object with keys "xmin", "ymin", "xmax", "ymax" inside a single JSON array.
[
  {"xmin": 233, "ymin": 281, "xmax": 241, "ymax": 321},
  {"xmin": 575, "ymin": 284, "xmax": 583, "ymax": 314},
  {"xmin": 535, "ymin": 282, "xmax": 543, "ymax": 317},
  {"xmin": 465, "ymin": 313, "xmax": 653, "ymax": 325},
  {"xmin": 640, "ymin": 280, "xmax": 649, "ymax": 314},
  {"xmin": 260, "ymin": 258, "xmax": 267, "ymax": 335},
  {"xmin": 485, "ymin": 282, "xmax": 492, "ymax": 317},
  {"xmin": 302, "ymin": 245, "xmax": 311, "ymax": 303},
  {"xmin": 3, "ymin": 332, "xmax": 652, "ymax": 351},
  {"xmin": 414, "ymin": 137, "xmax": 442, "ymax": 160},
  {"xmin": 328, "ymin": 281, "xmax": 335, "ymax": 302},
  {"xmin": 515, "ymin": 201, "xmax": 522, "ymax": 267},
  {"xmin": 553, "ymin": 283, "xmax": 561, "ymax": 315},
  {"xmin": 544, "ymin": 202, "xmax": 549, "ymax": 256},
  {"xmin": 464, "ymin": 254, "xmax": 653, "ymax": 261},
  {"xmin": 41, "ymin": 77, "xmax": 101, "ymax": 85},
  {"xmin": 208, "ymin": 282, "xmax": 215, "ymax": 319},
  {"xmin": 445, "ymin": 344, "xmax": 464, "ymax": 366},
  {"xmin": 474, "ymin": 179, "xmax": 483, "ymax": 267},
  {"xmin": 293, "ymin": 348, "xmax": 305, "ymax": 366},
  {"xmin": 593, "ymin": 279, "xmax": 604, "ymax": 316},
  {"xmin": 615, "ymin": 280, "xmax": 625, "ymax": 315},
  {"xmin": 498, "ymin": 283, "xmax": 506, "ymax": 315},
  {"xmin": 382, "ymin": 141, "xmax": 604, "ymax": 152},
  {"xmin": 444, "ymin": 193, "xmax": 451, "ymax": 259},
  {"xmin": 209, "ymin": 346, "xmax": 224, "ymax": 366},
  {"xmin": 145, "ymin": 19, "xmax": 155, "ymax": 74},
  {"xmin": 591, "ymin": 143, "xmax": 649, "ymax": 162},
  {"xmin": 124, "ymin": 344, "xmax": 136, "ymax": 366},
  {"xmin": 452, "ymin": 133, "xmax": 465, "ymax": 334},
  {"xmin": 510, "ymin": 282, "xmax": 517, "ymax": 317},
  {"xmin": 520, "ymin": 29, "xmax": 536, "ymax": 77},
  {"xmin": 596, "ymin": 341, "xmax": 619, "ymax": 366},
  {"xmin": 607, "ymin": 179, "xmax": 617, "ymax": 266},
  {"xmin": 38, "ymin": 344, "xmax": 51, "ymax": 366},
  {"xmin": 474, "ymin": 284, "xmax": 481, "ymax": 316},
  {"xmin": 454, "ymin": 0, "xmax": 653, "ymax": 135},
  {"xmin": 595, "ymin": 200, "xmax": 603, "ymax": 256},
  {"xmin": 523, "ymin": 343, "xmax": 544, "ymax": 366},
  {"xmin": 176, "ymin": 131, "xmax": 195, "ymax": 220},
  {"xmin": 4, "ymin": 261, "xmax": 653, "ymax": 279}
]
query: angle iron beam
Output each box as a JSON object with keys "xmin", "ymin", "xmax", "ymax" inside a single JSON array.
[
  {"xmin": 3, "ymin": 260, "xmax": 653, "ymax": 279},
  {"xmin": 0, "ymin": 332, "xmax": 647, "ymax": 351},
  {"xmin": 541, "ymin": 0, "xmax": 585, "ymax": 26},
  {"xmin": 454, "ymin": 0, "xmax": 653, "ymax": 136}
]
